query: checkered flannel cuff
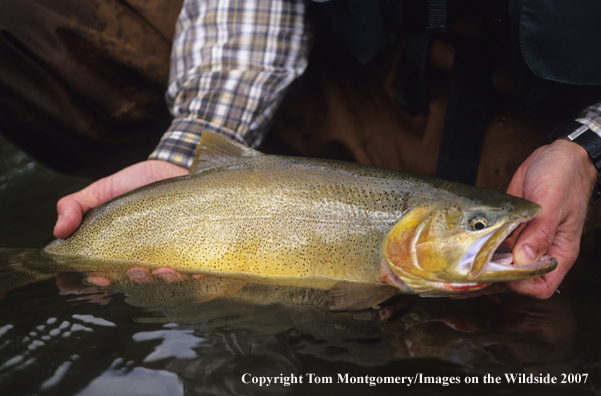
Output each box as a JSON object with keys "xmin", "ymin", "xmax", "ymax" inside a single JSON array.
[
  {"xmin": 577, "ymin": 102, "xmax": 601, "ymax": 134},
  {"xmin": 148, "ymin": 117, "xmax": 246, "ymax": 168}
]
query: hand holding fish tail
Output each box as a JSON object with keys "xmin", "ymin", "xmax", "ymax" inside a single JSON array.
[
  {"xmin": 506, "ymin": 139, "xmax": 597, "ymax": 298},
  {"xmin": 54, "ymin": 160, "xmax": 188, "ymax": 239}
]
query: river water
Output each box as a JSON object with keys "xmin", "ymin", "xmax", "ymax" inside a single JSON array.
[{"xmin": 1, "ymin": 134, "xmax": 600, "ymax": 396}]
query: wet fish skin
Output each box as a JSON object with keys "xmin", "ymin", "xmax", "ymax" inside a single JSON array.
[
  {"xmin": 7, "ymin": 132, "xmax": 556, "ymax": 301},
  {"xmin": 44, "ymin": 151, "xmax": 413, "ymax": 288}
]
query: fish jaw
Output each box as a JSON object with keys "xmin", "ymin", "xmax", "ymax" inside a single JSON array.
[
  {"xmin": 481, "ymin": 249, "xmax": 557, "ymax": 281},
  {"xmin": 464, "ymin": 218, "xmax": 558, "ymax": 282}
]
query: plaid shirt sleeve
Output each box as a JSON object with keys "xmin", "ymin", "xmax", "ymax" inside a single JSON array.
[
  {"xmin": 149, "ymin": 0, "xmax": 310, "ymax": 168},
  {"xmin": 577, "ymin": 102, "xmax": 601, "ymax": 134}
]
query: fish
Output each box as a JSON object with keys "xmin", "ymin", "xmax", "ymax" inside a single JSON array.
[{"xmin": 0, "ymin": 131, "xmax": 557, "ymax": 309}]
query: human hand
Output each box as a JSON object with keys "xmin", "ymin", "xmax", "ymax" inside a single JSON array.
[
  {"xmin": 54, "ymin": 160, "xmax": 188, "ymax": 239},
  {"xmin": 505, "ymin": 139, "xmax": 597, "ymax": 298}
]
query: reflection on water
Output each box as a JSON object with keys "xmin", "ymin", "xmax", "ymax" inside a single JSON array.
[
  {"xmin": 1, "ymin": 135, "xmax": 601, "ymax": 395},
  {"xmin": 1, "ymin": 271, "xmax": 600, "ymax": 395}
]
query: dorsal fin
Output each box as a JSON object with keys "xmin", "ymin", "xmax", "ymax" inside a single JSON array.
[{"xmin": 190, "ymin": 131, "xmax": 264, "ymax": 174}]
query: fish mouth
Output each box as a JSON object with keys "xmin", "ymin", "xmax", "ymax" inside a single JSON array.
[{"xmin": 463, "ymin": 217, "xmax": 557, "ymax": 282}]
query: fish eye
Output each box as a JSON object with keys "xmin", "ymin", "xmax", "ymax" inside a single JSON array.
[
  {"xmin": 501, "ymin": 204, "xmax": 511, "ymax": 211},
  {"xmin": 469, "ymin": 216, "xmax": 488, "ymax": 231}
]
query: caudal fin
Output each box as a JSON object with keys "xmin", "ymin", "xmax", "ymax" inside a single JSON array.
[{"xmin": 0, "ymin": 248, "xmax": 55, "ymax": 298}]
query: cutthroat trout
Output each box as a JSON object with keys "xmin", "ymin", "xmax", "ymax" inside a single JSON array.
[{"xmin": 2, "ymin": 132, "xmax": 556, "ymax": 309}]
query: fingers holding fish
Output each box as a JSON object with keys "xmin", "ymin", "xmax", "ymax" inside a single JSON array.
[
  {"xmin": 86, "ymin": 274, "xmax": 112, "ymax": 287},
  {"xmin": 56, "ymin": 272, "xmax": 103, "ymax": 294},
  {"xmin": 506, "ymin": 139, "xmax": 597, "ymax": 298},
  {"xmin": 84, "ymin": 267, "xmax": 194, "ymax": 286},
  {"xmin": 126, "ymin": 267, "xmax": 153, "ymax": 283},
  {"xmin": 55, "ymin": 194, "xmax": 89, "ymax": 240},
  {"xmin": 151, "ymin": 268, "xmax": 192, "ymax": 282}
]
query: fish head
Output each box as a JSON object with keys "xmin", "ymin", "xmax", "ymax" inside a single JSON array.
[{"xmin": 382, "ymin": 190, "xmax": 557, "ymax": 295}]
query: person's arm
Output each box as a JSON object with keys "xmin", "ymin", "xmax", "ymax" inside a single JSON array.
[
  {"xmin": 54, "ymin": 0, "xmax": 310, "ymax": 239},
  {"xmin": 148, "ymin": 0, "xmax": 310, "ymax": 167},
  {"xmin": 506, "ymin": 102, "xmax": 601, "ymax": 298}
]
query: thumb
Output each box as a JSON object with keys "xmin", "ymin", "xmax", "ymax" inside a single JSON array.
[
  {"xmin": 512, "ymin": 203, "xmax": 558, "ymax": 265},
  {"xmin": 54, "ymin": 180, "xmax": 113, "ymax": 238},
  {"xmin": 53, "ymin": 160, "xmax": 189, "ymax": 239}
]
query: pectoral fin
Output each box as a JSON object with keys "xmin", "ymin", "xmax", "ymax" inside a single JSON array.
[{"xmin": 328, "ymin": 282, "xmax": 399, "ymax": 311}]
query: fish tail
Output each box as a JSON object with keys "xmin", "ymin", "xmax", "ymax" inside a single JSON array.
[{"xmin": 0, "ymin": 248, "xmax": 55, "ymax": 298}]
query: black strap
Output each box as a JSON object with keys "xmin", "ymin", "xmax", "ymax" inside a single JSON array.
[
  {"xmin": 435, "ymin": 38, "xmax": 492, "ymax": 185},
  {"xmin": 395, "ymin": 32, "xmax": 430, "ymax": 115}
]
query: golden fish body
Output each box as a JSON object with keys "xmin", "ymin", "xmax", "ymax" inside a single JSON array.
[
  {"xmin": 45, "ymin": 150, "xmax": 410, "ymax": 289},
  {"xmin": 37, "ymin": 132, "xmax": 556, "ymax": 301}
]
